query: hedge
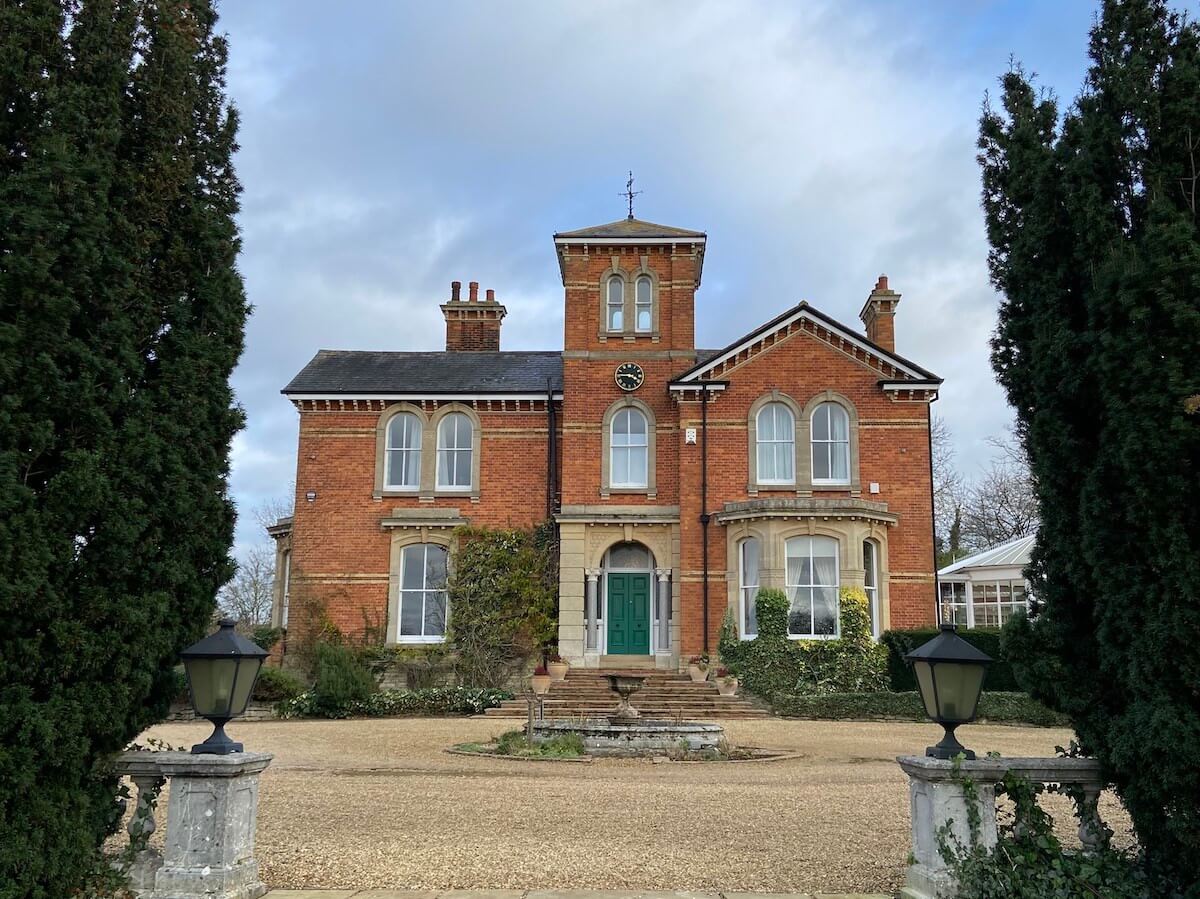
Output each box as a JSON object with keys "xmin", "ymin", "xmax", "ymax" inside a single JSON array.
[
  {"xmin": 277, "ymin": 686, "xmax": 512, "ymax": 719},
  {"xmin": 880, "ymin": 628, "xmax": 1020, "ymax": 692},
  {"xmin": 772, "ymin": 690, "xmax": 1068, "ymax": 727}
]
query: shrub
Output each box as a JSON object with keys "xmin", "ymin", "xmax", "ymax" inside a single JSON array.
[
  {"xmin": 251, "ymin": 625, "xmax": 282, "ymax": 652},
  {"xmin": 252, "ymin": 665, "xmax": 306, "ymax": 703},
  {"xmin": 277, "ymin": 685, "xmax": 511, "ymax": 719},
  {"xmin": 722, "ymin": 587, "xmax": 888, "ymax": 700},
  {"xmin": 771, "ymin": 690, "xmax": 1069, "ymax": 727},
  {"xmin": 309, "ymin": 642, "xmax": 376, "ymax": 718},
  {"xmin": 881, "ymin": 627, "xmax": 1019, "ymax": 692},
  {"xmin": 492, "ymin": 729, "xmax": 583, "ymax": 758}
]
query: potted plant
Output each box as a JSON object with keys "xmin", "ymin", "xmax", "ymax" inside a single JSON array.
[
  {"xmin": 715, "ymin": 666, "xmax": 739, "ymax": 696},
  {"xmin": 687, "ymin": 655, "xmax": 709, "ymax": 683},
  {"xmin": 547, "ymin": 653, "xmax": 569, "ymax": 683},
  {"xmin": 530, "ymin": 664, "xmax": 552, "ymax": 696}
]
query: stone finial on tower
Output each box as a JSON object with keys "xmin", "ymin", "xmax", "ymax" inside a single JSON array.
[
  {"xmin": 442, "ymin": 280, "xmax": 507, "ymax": 351},
  {"xmin": 859, "ymin": 274, "xmax": 901, "ymax": 353}
]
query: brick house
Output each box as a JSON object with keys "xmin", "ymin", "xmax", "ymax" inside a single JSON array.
[{"xmin": 269, "ymin": 215, "xmax": 941, "ymax": 669}]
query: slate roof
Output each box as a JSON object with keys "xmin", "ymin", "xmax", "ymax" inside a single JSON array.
[
  {"xmin": 553, "ymin": 216, "xmax": 706, "ymax": 240},
  {"xmin": 939, "ymin": 534, "xmax": 1036, "ymax": 577},
  {"xmin": 282, "ymin": 350, "xmax": 563, "ymax": 396}
]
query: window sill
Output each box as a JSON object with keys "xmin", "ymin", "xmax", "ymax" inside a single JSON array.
[
  {"xmin": 433, "ymin": 488, "xmax": 474, "ymax": 495},
  {"xmin": 812, "ymin": 481, "xmax": 852, "ymax": 489},
  {"xmin": 788, "ymin": 633, "xmax": 839, "ymax": 642},
  {"xmin": 392, "ymin": 636, "xmax": 447, "ymax": 645},
  {"xmin": 754, "ymin": 482, "xmax": 798, "ymax": 491},
  {"xmin": 379, "ymin": 488, "xmax": 421, "ymax": 496}
]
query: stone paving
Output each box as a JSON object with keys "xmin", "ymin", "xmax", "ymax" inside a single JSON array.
[{"xmin": 264, "ymin": 891, "xmax": 889, "ymax": 899}]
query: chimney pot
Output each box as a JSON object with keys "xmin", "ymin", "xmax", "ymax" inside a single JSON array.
[
  {"xmin": 468, "ymin": 281, "xmax": 479, "ymax": 303},
  {"xmin": 876, "ymin": 274, "xmax": 888, "ymax": 292},
  {"xmin": 485, "ymin": 288, "xmax": 495, "ymax": 303},
  {"xmin": 451, "ymin": 280, "xmax": 461, "ymax": 301}
]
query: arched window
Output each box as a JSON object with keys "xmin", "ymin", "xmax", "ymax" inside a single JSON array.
[
  {"xmin": 610, "ymin": 407, "xmax": 648, "ymax": 488},
  {"xmin": 739, "ymin": 537, "xmax": 760, "ymax": 639},
  {"xmin": 863, "ymin": 539, "xmax": 879, "ymax": 637},
  {"xmin": 635, "ymin": 276, "xmax": 652, "ymax": 332},
  {"xmin": 384, "ymin": 412, "xmax": 421, "ymax": 489},
  {"xmin": 398, "ymin": 543, "xmax": 448, "ymax": 641},
  {"xmin": 785, "ymin": 535, "xmax": 840, "ymax": 638},
  {"xmin": 756, "ymin": 402, "xmax": 796, "ymax": 484},
  {"xmin": 436, "ymin": 412, "xmax": 473, "ymax": 489},
  {"xmin": 606, "ymin": 276, "xmax": 624, "ymax": 331},
  {"xmin": 811, "ymin": 402, "xmax": 850, "ymax": 485}
]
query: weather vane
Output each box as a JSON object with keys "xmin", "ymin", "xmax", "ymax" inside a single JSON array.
[{"xmin": 620, "ymin": 171, "xmax": 642, "ymax": 220}]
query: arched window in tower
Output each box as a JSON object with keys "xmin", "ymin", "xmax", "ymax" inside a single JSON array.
[
  {"xmin": 635, "ymin": 276, "xmax": 652, "ymax": 332},
  {"xmin": 606, "ymin": 275, "xmax": 624, "ymax": 331},
  {"xmin": 610, "ymin": 407, "xmax": 648, "ymax": 488}
]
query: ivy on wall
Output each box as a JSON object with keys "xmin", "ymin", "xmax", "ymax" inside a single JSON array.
[{"xmin": 719, "ymin": 587, "xmax": 889, "ymax": 700}]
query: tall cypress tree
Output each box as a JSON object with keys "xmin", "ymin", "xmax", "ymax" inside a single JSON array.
[
  {"xmin": 980, "ymin": 0, "xmax": 1200, "ymax": 885},
  {"xmin": 0, "ymin": 2, "xmax": 246, "ymax": 894}
]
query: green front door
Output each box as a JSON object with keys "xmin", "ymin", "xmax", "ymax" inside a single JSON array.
[{"xmin": 606, "ymin": 573, "xmax": 651, "ymax": 654}]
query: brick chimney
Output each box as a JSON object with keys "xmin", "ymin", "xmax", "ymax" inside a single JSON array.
[
  {"xmin": 859, "ymin": 274, "xmax": 901, "ymax": 353},
  {"xmin": 441, "ymin": 280, "xmax": 506, "ymax": 351}
]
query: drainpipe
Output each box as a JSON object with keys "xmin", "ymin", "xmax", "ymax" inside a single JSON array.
[
  {"xmin": 700, "ymin": 381, "xmax": 711, "ymax": 654},
  {"xmin": 546, "ymin": 379, "xmax": 557, "ymax": 518},
  {"xmin": 927, "ymin": 405, "xmax": 939, "ymax": 625}
]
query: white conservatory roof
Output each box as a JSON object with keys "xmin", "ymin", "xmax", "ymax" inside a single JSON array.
[{"xmin": 939, "ymin": 534, "xmax": 1035, "ymax": 577}]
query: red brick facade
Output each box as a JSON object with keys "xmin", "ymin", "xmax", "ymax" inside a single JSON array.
[{"xmin": 273, "ymin": 217, "xmax": 939, "ymax": 667}]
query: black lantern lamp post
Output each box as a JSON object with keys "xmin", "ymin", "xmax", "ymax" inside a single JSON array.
[
  {"xmin": 905, "ymin": 623, "xmax": 992, "ymax": 760},
  {"xmin": 181, "ymin": 619, "xmax": 269, "ymax": 754}
]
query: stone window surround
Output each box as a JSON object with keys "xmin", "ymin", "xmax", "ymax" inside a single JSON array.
[
  {"xmin": 746, "ymin": 389, "xmax": 861, "ymax": 496},
  {"xmin": 725, "ymin": 516, "xmax": 890, "ymax": 640},
  {"xmin": 600, "ymin": 396, "xmax": 657, "ymax": 498},
  {"xmin": 374, "ymin": 401, "xmax": 482, "ymax": 502},
  {"xmin": 385, "ymin": 526, "xmax": 456, "ymax": 645},
  {"xmin": 598, "ymin": 257, "xmax": 661, "ymax": 341}
]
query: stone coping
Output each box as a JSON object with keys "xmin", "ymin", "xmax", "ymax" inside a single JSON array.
[
  {"xmin": 897, "ymin": 754, "xmax": 1104, "ymax": 786},
  {"xmin": 444, "ymin": 747, "xmax": 594, "ymax": 764},
  {"xmin": 533, "ymin": 719, "xmax": 722, "ymax": 735},
  {"xmin": 263, "ymin": 891, "xmax": 889, "ymax": 899},
  {"xmin": 114, "ymin": 748, "xmax": 274, "ymax": 778}
]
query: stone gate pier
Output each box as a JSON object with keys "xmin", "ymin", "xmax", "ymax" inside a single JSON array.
[{"xmin": 115, "ymin": 749, "xmax": 273, "ymax": 899}]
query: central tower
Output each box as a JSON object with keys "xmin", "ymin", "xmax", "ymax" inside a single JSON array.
[{"xmin": 552, "ymin": 215, "xmax": 706, "ymax": 666}]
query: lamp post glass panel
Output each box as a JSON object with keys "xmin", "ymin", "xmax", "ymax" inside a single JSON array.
[
  {"xmin": 905, "ymin": 623, "xmax": 992, "ymax": 760},
  {"xmin": 181, "ymin": 619, "xmax": 269, "ymax": 754}
]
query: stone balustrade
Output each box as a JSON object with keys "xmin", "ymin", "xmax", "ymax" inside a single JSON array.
[
  {"xmin": 113, "ymin": 749, "xmax": 273, "ymax": 899},
  {"xmin": 898, "ymin": 755, "xmax": 1106, "ymax": 899}
]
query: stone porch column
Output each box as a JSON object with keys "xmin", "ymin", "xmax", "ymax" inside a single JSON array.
[
  {"xmin": 585, "ymin": 569, "xmax": 601, "ymax": 653},
  {"xmin": 654, "ymin": 568, "xmax": 671, "ymax": 656}
]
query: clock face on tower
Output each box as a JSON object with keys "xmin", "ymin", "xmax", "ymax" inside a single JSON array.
[{"xmin": 615, "ymin": 362, "xmax": 645, "ymax": 392}]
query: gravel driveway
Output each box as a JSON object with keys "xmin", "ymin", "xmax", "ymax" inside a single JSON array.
[{"xmin": 138, "ymin": 717, "xmax": 1129, "ymax": 895}]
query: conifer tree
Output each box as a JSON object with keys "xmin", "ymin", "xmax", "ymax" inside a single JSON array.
[
  {"xmin": 979, "ymin": 0, "xmax": 1200, "ymax": 885},
  {"xmin": 0, "ymin": 2, "xmax": 246, "ymax": 894}
]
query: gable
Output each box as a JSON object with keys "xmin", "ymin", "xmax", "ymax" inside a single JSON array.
[{"xmin": 670, "ymin": 302, "xmax": 941, "ymax": 397}]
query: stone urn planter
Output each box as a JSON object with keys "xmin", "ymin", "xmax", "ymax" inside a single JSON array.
[
  {"xmin": 530, "ymin": 667, "xmax": 552, "ymax": 696},
  {"xmin": 687, "ymin": 658, "xmax": 708, "ymax": 683},
  {"xmin": 547, "ymin": 657, "xmax": 569, "ymax": 682},
  {"xmin": 717, "ymin": 676, "xmax": 739, "ymax": 696}
]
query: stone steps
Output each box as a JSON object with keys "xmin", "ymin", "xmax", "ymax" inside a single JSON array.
[{"xmin": 484, "ymin": 669, "xmax": 768, "ymax": 719}]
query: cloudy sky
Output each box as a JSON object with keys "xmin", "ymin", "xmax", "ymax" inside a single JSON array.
[{"xmin": 218, "ymin": 0, "xmax": 1097, "ymax": 558}]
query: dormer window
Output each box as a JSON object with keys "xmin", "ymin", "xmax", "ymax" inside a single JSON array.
[
  {"xmin": 635, "ymin": 276, "xmax": 652, "ymax": 332},
  {"xmin": 607, "ymin": 276, "xmax": 624, "ymax": 331}
]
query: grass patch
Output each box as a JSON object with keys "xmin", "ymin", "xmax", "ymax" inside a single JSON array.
[
  {"xmin": 772, "ymin": 690, "xmax": 1069, "ymax": 727},
  {"xmin": 461, "ymin": 729, "xmax": 586, "ymax": 759}
]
